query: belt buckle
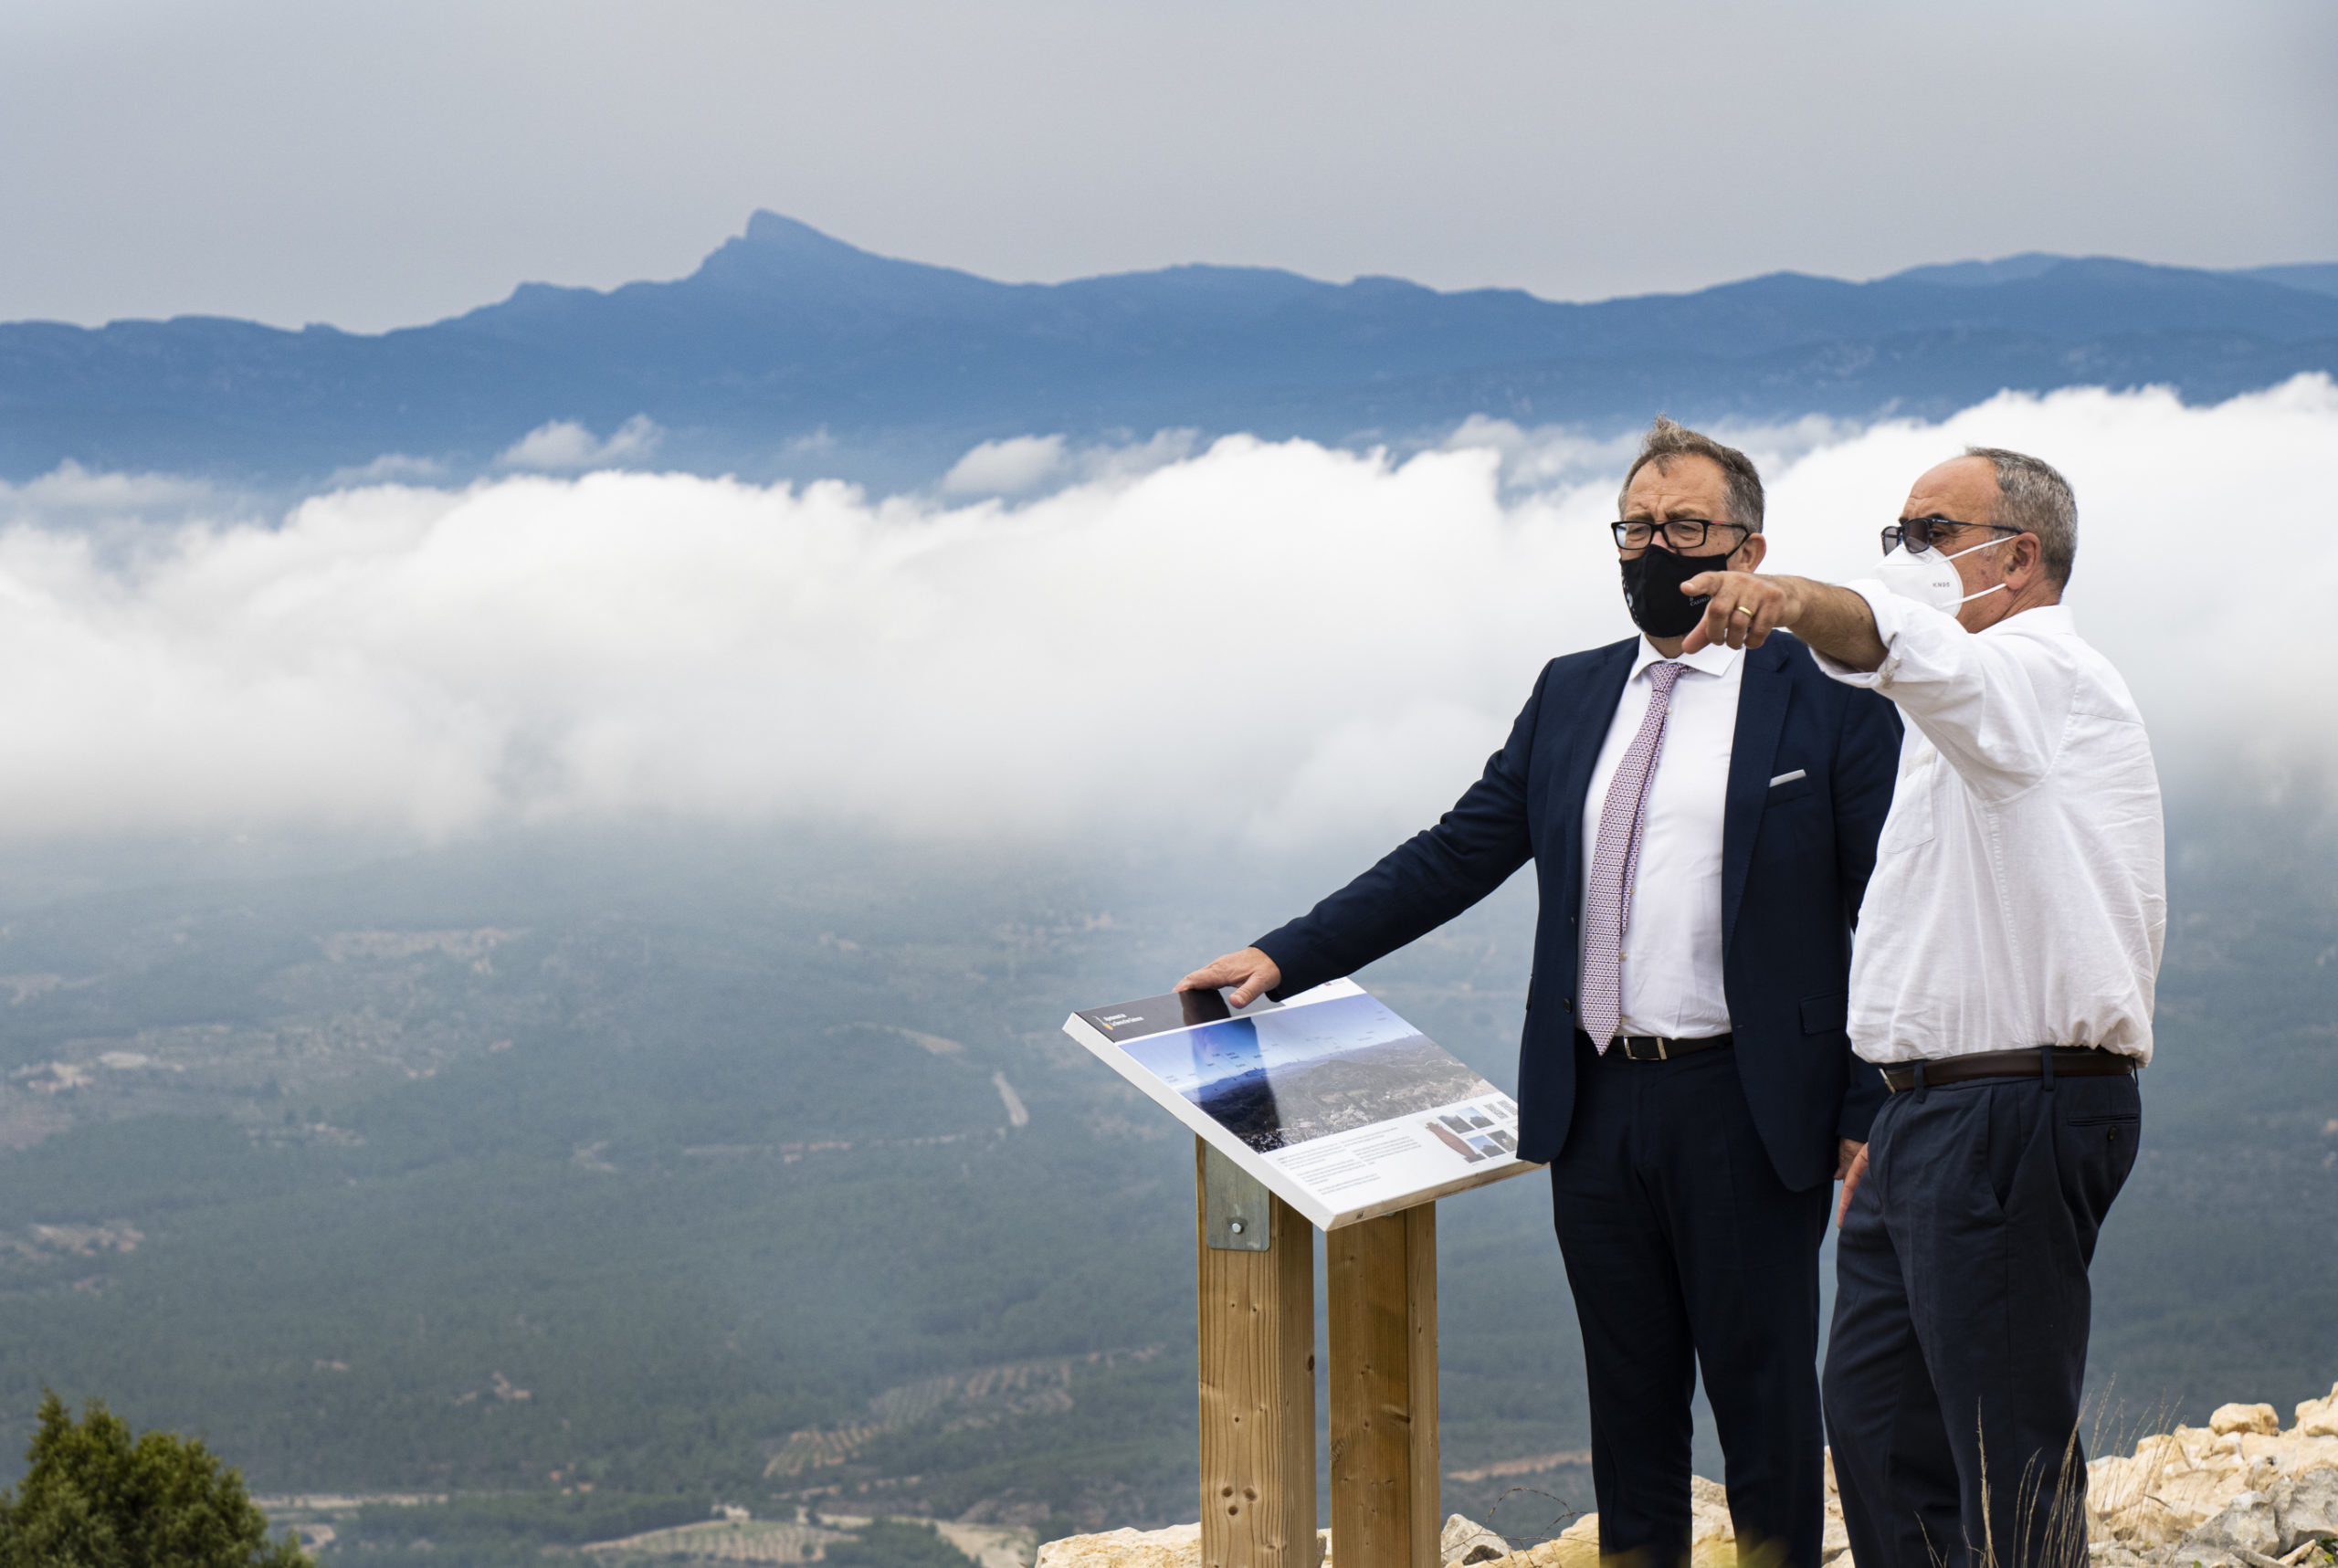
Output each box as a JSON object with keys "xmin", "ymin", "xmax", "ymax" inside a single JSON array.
[{"xmin": 1624, "ymin": 1036, "xmax": 1668, "ymax": 1062}]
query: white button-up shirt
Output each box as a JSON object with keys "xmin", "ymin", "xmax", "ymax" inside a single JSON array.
[
  {"xmin": 1815, "ymin": 589, "xmax": 2165, "ymax": 1063},
  {"xmin": 1578, "ymin": 636, "xmax": 1743, "ymax": 1039}
]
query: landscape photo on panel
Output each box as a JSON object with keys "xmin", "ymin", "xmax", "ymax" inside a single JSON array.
[{"xmin": 1117, "ymin": 991, "xmax": 1501, "ymax": 1154}]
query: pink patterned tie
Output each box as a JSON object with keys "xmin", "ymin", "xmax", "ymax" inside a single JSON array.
[{"xmin": 1580, "ymin": 659, "xmax": 1688, "ymax": 1051}]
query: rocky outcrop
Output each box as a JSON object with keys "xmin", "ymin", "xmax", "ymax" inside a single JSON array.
[
  {"xmin": 1036, "ymin": 1384, "xmax": 2338, "ymax": 1568},
  {"xmin": 2088, "ymin": 1384, "xmax": 2338, "ymax": 1566},
  {"xmin": 1455, "ymin": 1476, "xmax": 1751, "ymax": 1568},
  {"xmin": 1036, "ymin": 1523, "xmax": 1207, "ymax": 1568}
]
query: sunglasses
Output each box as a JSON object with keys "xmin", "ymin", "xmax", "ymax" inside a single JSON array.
[{"xmin": 1880, "ymin": 517, "xmax": 2024, "ymax": 555}]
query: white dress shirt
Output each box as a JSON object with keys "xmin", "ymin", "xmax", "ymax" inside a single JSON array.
[
  {"xmin": 1579, "ymin": 636, "xmax": 1743, "ymax": 1038},
  {"xmin": 1815, "ymin": 589, "xmax": 2165, "ymax": 1064}
]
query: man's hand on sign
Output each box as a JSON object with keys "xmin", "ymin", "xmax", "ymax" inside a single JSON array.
[
  {"xmin": 1177, "ymin": 947, "xmax": 1282, "ymax": 1008},
  {"xmin": 1680, "ymin": 568, "xmax": 1796, "ymax": 653}
]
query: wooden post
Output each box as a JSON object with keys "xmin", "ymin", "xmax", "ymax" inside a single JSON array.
[
  {"xmin": 1196, "ymin": 1139, "xmax": 1320, "ymax": 1568},
  {"xmin": 1327, "ymin": 1203, "xmax": 1439, "ymax": 1568}
]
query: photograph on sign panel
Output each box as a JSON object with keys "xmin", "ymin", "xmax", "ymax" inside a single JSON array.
[{"xmin": 1116, "ymin": 990, "xmax": 1497, "ymax": 1153}]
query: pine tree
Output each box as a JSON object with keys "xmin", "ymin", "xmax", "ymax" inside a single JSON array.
[{"xmin": 0, "ymin": 1393, "xmax": 308, "ymax": 1568}]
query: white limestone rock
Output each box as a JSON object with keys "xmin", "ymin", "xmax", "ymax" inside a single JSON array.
[
  {"xmin": 2180, "ymin": 1490, "xmax": 2283, "ymax": 1564},
  {"xmin": 2274, "ymin": 1468, "xmax": 2338, "ymax": 1555},
  {"xmin": 1821, "ymin": 1506, "xmax": 1852, "ymax": 1567},
  {"xmin": 1819, "ymin": 1449, "xmax": 1857, "ymax": 1566},
  {"xmin": 1547, "ymin": 1512, "xmax": 1602, "ymax": 1568},
  {"xmin": 1045, "ymin": 1391, "xmax": 2338, "ymax": 1568},
  {"xmin": 1034, "ymin": 1523, "xmax": 1201, "ymax": 1568},
  {"xmin": 1443, "ymin": 1513, "xmax": 1508, "ymax": 1567},
  {"xmin": 1466, "ymin": 1474, "xmax": 1826, "ymax": 1568},
  {"xmin": 1474, "ymin": 1511, "xmax": 1599, "ymax": 1568},
  {"xmin": 1035, "ymin": 1523, "xmax": 1342, "ymax": 1568},
  {"xmin": 1688, "ymin": 1475, "xmax": 1739, "ymax": 1568}
]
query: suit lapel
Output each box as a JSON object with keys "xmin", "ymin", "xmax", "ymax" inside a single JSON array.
[
  {"xmin": 1721, "ymin": 637, "xmax": 1792, "ymax": 954},
  {"xmin": 1549, "ymin": 639, "xmax": 1637, "ymax": 922},
  {"xmin": 1557, "ymin": 640, "xmax": 1636, "ymax": 820}
]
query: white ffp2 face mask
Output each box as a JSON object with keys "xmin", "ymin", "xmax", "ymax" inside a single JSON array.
[{"xmin": 1875, "ymin": 534, "xmax": 2012, "ymax": 614}]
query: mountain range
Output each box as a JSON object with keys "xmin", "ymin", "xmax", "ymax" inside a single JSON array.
[{"xmin": 2, "ymin": 214, "xmax": 2333, "ymax": 490}]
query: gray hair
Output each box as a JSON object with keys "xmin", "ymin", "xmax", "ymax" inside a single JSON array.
[
  {"xmin": 1618, "ymin": 416, "xmax": 1764, "ymax": 531},
  {"xmin": 1964, "ymin": 446, "xmax": 2078, "ymax": 587}
]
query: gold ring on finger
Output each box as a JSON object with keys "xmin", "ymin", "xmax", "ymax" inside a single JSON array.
[{"xmin": 1732, "ymin": 605, "xmax": 1754, "ymax": 618}]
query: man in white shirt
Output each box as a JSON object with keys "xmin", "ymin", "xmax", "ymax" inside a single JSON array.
[
  {"xmin": 1675, "ymin": 447, "xmax": 2164, "ymax": 1568},
  {"xmin": 1182, "ymin": 419, "xmax": 1902, "ymax": 1568}
]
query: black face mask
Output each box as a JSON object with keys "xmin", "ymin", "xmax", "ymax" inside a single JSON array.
[{"xmin": 1619, "ymin": 546, "xmax": 1732, "ymax": 638}]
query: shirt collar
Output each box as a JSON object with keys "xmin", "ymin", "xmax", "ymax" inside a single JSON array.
[
  {"xmin": 1980, "ymin": 603, "xmax": 2076, "ymax": 637},
  {"xmin": 1631, "ymin": 635, "xmax": 1742, "ymax": 681}
]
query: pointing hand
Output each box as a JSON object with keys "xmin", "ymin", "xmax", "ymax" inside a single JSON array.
[{"xmin": 1680, "ymin": 570, "xmax": 1795, "ymax": 653}]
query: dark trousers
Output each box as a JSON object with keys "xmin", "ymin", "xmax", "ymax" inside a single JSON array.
[
  {"xmin": 1821, "ymin": 1067, "xmax": 2140, "ymax": 1568},
  {"xmin": 1551, "ymin": 1033, "xmax": 1833, "ymax": 1568}
]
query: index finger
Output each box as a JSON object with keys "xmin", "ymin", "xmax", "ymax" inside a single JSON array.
[{"xmin": 1680, "ymin": 590, "xmax": 1737, "ymax": 654}]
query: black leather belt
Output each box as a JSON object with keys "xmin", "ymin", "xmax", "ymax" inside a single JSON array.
[
  {"xmin": 1577, "ymin": 1028, "xmax": 1733, "ymax": 1062},
  {"xmin": 1881, "ymin": 1046, "xmax": 2138, "ymax": 1094}
]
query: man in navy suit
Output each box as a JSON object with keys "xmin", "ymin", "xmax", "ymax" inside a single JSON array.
[{"xmin": 1182, "ymin": 418, "xmax": 1899, "ymax": 1568}]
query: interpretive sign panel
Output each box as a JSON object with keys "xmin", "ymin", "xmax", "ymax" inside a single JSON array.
[{"xmin": 1065, "ymin": 979, "xmax": 1538, "ymax": 1229}]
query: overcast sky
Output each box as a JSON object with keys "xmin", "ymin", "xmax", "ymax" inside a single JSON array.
[{"xmin": 3, "ymin": 0, "xmax": 2333, "ymax": 331}]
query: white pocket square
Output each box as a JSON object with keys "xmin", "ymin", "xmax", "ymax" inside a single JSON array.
[{"xmin": 1769, "ymin": 769, "xmax": 1806, "ymax": 787}]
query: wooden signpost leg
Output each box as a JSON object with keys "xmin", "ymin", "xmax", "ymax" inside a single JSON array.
[
  {"xmin": 1197, "ymin": 1140, "xmax": 1320, "ymax": 1568},
  {"xmin": 1328, "ymin": 1204, "xmax": 1439, "ymax": 1568}
]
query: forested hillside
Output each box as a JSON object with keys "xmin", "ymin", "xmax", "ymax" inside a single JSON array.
[{"xmin": 0, "ymin": 794, "xmax": 2328, "ymax": 1557}]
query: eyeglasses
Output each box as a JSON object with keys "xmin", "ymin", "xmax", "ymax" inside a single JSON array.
[
  {"xmin": 1611, "ymin": 519, "xmax": 1752, "ymax": 552},
  {"xmin": 1880, "ymin": 517, "xmax": 2023, "ymax": 555}
]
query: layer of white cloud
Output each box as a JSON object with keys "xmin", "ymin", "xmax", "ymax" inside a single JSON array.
[
  {"xmin": 0, "ymin": 376, "xmax": 2327, "ymax": 847},
  {"xmin": 0, "ymin": 462, "xmax": 232, "ymax": 531},
  {"xmin": 943, "ymin": 435, "xmax": 1066, "ymax": 495},
  {"xmin": 942, "ymin": 430, "xmax": 1200, "ymax": 496},
  {"xmin": 497, "ymin": 415, "xmax": 662, "ymax": 471},
  {"xmin": 327, "ymin": 452, "xmax": 449, "ymax": 489}
]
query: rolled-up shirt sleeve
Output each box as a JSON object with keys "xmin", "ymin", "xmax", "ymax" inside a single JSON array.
[{"xmin": 1809, "ymin": 581, "xmax": 2071, "ymax": 802}]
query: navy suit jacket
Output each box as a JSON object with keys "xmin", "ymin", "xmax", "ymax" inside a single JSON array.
[{"xmin": 1254, "ymin": 632, "xmax": 1900, "ymax": 1193}]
